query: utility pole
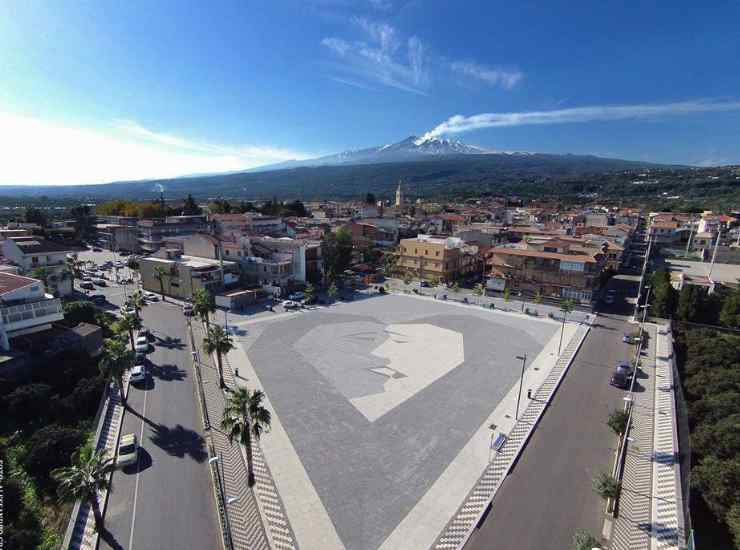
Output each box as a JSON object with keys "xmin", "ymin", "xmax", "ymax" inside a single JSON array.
[
  {"xmin": 633, "ymin": 231, "xmax": 653, "ymax": 321},
  {"xmin": 515, "ymin": 354, "xmax": 527, "ymax": 420},
  {"xmin": 708, "ymin": 228, "xmax": 722, "ymax": 283}
]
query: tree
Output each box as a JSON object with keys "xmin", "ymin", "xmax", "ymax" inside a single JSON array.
[
  {"xmin": 719, "ymin": 287, "xmax": 740, "ymax": 329},
  {"xmin": 221, "ymin": 387, "xmax": 271, "ymax": 487},
  {"xmin": 592, "ymin": 471, "xmax": 620, "ymax": 500},
  {"xmin": 66, "ymin": 255, "xmax": 83, "ymax": 279},
  {"xmin": 203, "ymin": 325, "xmax": 234, "ymax": 389},
  {"xmin": 473, "ymin": 283, "xmax": 484, "ymax": 296},
  {"xmin": 23, "ymin": 423, "xmax": 86, "ymax": 492},
  {"xmin": 182, "ymin": 194, "xmax": 202, "ymax": 215},
  {"xmin": 99, "ymin": 338, "xmax": 132, "ymax": 406},
  {"xmin": 193, "ymin": 288, "xmax": 216, "ymax": 328},
  {"xmin": 31, "ymin": 266, "xmax": 50, "ymax": 291},
  {"xmin": 62, "ymin": 301, "xmax": 98, "ymax": 327},
  {"xmin": 607, "ymin": 409, "xmax": 630, "ymax": 436},
  {"xmin": 208, "ymin": 198, "xmax": 232, "ymax": 214},
  {"xmin": 572, "ymin": 529, "xmax": 602, "ymax": 550},
  {"xmin": 677, "ymin": 285, "xmax": 701, "ymax": 322},
  {"xmin": 52, "ymin": 445, "xmax": 114, "ymax": 532},
  {"xmin": 321, "ymin": 227, "xmax": 353, "ymax": 282},
  {"xmin": 304, "ymin": 283, "xmax": 316, "ymax": 304},
  {"xmin": 650, "ymin": 270, "xmax": 678, "ymax": 318},
  {"xmin": 153, "ymin": 265, "xmax": 168, "ymax": 301},
  {"xmin": 24, "ymin": 206, "xmax": 48, "ymax": 227},
  {"xmin": 127, "ymin": 291, "xmax": 146, "ymax": 319},
  {"xmin": 558, "ymin": 298, "xmax": 576, "ymax": 355},
  {"xmin": 503, "ymin": 287, "xmax": 511, "ymax": 302},
  {"xmin": 69, "ymin": 204, "xmax": 95, "ymax": 241},
  {"xmin": 365, "ymin": 192, "xmax": 376, "ymax": 205},
  {"xmin": 116, "ymin": 312, "xmax": 142, "ymax": 351},
  {"xmin": 534, "ymin": 290, "xmax": 543, "ymax": 304},
  {"xmin": 327, "ymin": 283, "xmax": 339, "ymax": 301}
]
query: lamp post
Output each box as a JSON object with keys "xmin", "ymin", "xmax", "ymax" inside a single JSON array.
[
  {"xmin": 515, "ymin": 354, "xmax": 527, "ymax": 420},
  {"xmin": 209, "ymin": 454, "xmax": 234, "ymax": 546}
]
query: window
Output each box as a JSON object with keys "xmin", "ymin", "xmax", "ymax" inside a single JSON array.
[
  {"xmin": 425, "ymin": 250, "xmax": 428, "ymax": 255},
  {"xmin": 435, "ymin": 251, "xmax": 440, "ymax": 257}
]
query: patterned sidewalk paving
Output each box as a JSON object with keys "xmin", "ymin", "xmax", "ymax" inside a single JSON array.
[{"xmin": 193, "ymin": 321, "xmax": 297, "ymax": 550}]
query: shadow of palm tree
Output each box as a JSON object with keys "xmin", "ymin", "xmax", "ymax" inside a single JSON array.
[
  {"xmin": 99, "ymin": 527, "xmax": 125, "ymax": 550},
  {"xmin": 149, "ymin": 363, "xmax": 187, "ymax": 382},
  {"xmin": 149, "ymin": 424, "xmax": 208, "ymax": 463},
  {"xmin": 126, "ymin": 406, "xmax": 158, "ymax": 428},
  {"xmin": 154, "ymin": 336, "xmax": 185, "ymax": 350}
]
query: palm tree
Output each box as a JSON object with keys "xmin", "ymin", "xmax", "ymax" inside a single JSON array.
[
  {"xmin": 128, "ymin": 291, "xmax": 146, "ymax": 320},
  {"xmin": 221, "ymin": 387, "xmax": 271, "ymax": 487},
  {"xmin": 193, "ymin": 288, "xmax": 215, "ymax": 328},
  {"xmin": 99, "ymin": 338, "xmax": 133, "ymax": 406},
  {"xmin": 203, "ymin": 325, "xmax": 234, "ymax": 389},
  {"xmin": 153, "ymin": 265, "xmax": 168, "ymax": 301},
  {"xmin": 66, "ymin": 255, "xmax": 82, "ymax": 279},
  {"xmin": 304, "ymin": 283, "xmax": 316, "ymax": 304},
  {"xmin": 558, "ymin": 298, "xmax": 577, "ymax": 355},
  {"xmin": 31, "ymin": 266, "xmax": 50, "ymax": 291},
  {"xmin": 52, "ymin": 445, "xmax": 114, "ymax": 533},
  {"xmin": 116, "ymin": 312, "xmax": 141, "ymax": 351}
]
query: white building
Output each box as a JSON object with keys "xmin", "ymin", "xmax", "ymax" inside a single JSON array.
[
  {"xmin": 1, "ymin": 237, "xmax": 75, "ymax": 296},
  {"xmin": 0, "ymin": 272, "xmax": 64, "ymax": 351}
]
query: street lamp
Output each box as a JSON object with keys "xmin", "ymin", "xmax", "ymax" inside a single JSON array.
[{"xmin": 514, "ymin": 354, "xmax": 527, "ymax": 420}]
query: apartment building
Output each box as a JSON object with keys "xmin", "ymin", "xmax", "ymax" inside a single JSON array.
[
  {"xmin": 342, "ymin": 221, "xmax": 397, "ymax": 248},
  {"xmin": 137, "ymin": 215, "xmax": 207, "ymax": 254},
  {"xmin": 0, "ymin": 271, "xmax": 64, "ymax": 351},
  {"xmin": 139, "ymin": 247, "xmax": 239, "ymax": 301},
  {"xmin": 397, "ymin": 234, "xmax": 481, "ymax": 283},
  {"xmin": 1, "ymin": 237, "xmax": 75, "ymax": 296},
  {"xmin": 487, "ymin": 246, "xmax": 605, "ymax": 303}
]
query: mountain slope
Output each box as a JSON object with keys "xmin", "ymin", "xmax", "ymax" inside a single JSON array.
[{"xmin": 248, "ymin": 135, "xmax": 491, "ymax": 172}]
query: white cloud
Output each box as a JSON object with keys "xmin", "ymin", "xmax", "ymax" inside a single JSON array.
[
  {"xmin": 321, "ymin": 19, "xmax": 428, "ymax": 94},
  {"xmin": 0, "ymin": 112, "xmax": 312, "ymax": 185},
  {"xmin": 450, "ymin": 61, "xmax": 522, "ymax": 89},
  {"xmin": 422, "ymin": 100, "xmax": 740, "ymax": 140}
]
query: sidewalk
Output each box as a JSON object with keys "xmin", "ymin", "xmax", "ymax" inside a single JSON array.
[
  {"xmin": 608, "ymin": 324, "xmax": 685, "ymax": 550},
  {"xmin": 192, "ymin": 320, "xmax": 298, "ymax": 550}
]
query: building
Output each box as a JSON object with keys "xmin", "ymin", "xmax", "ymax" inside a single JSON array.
[
  {"xmin": 342, "ymin": 221, "xmax": 397, "ymax": 248},
  {"xmin": 397, "ymin": 234, "xmax": 481, "ymax": 283},
  {"xmin": 0, "ymin": 271, "xmax": 64, "ymax": 351},
  {"xmin": 1, "ymin": 237, "xmax": 75, "ymax": 296},
  {"xmin": 139, "ymin": 248, "xmax": 239, "ymax": 301},
  {"xmin": 137, "ymin": 216, "xmax": 207, "ymax": 254},
  {"xmin": 395, "ymin": 181, "xmax": 404, "ymax": 207},
  {"xmin": 487, "ymin": 247, "xmax": 605, "ymax": 303}
]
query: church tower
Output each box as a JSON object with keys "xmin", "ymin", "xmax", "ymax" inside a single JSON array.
[{"xmin": 394, "ymin": 181, "xmax": 404, "ymax": 207}]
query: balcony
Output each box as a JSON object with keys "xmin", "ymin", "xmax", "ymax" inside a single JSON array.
[{"xmin": 1, "ymin": 297, "xmax": 64, "ymax": 333}]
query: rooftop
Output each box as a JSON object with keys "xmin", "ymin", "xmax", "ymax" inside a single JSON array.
[
  {"xmin": 489, "ymin": 247, "xmax": 598, "ymax": 263},
  {"xmin": 8, "ymin": 237, "xmax": 75, "ymax": 254},
  {"xmin": 0, "ymin": 271, "xmax": 40, "ymax": 296}
]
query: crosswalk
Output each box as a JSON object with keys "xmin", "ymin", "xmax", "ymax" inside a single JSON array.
[{"xmin": 432, "ymin": 321, "xmax": 592, "ymax": 550}]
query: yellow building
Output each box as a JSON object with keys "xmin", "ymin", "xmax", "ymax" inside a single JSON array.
[{"xmin": 397, "ymin": 234, "xmax": 480, "ymax": 283}]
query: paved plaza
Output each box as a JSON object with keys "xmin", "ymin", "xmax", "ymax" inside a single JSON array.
[{"xmin": 231, "ymin": 294, "xmax": 577, "ymax": 550}]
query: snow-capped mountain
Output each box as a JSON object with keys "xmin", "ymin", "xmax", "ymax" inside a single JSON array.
[{"xmin": 248, "ymin": 135, "xmax": 491, "ymax": 172}]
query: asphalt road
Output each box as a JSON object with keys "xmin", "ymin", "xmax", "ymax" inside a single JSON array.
[
  {"xmin": 463, "ymin": 275, "xmax": 640, "ymax": 550},
  {"xmin": 76, "ymin": 251, "xmax": 219, "ymax": 550}
]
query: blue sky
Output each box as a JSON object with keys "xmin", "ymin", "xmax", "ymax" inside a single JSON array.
[{"xmin": 1, "ymin": 0, "xmax": 740, "ymax": 185}]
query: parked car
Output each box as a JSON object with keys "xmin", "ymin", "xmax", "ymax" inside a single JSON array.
[
  {"xmin": 288, "ymin": 292, "xmax": 305, "ymax": 301},
  {"xmin": 610, "ymin": 362, "xmax": 634, "ymax": 389},
  {"xmin": 80, "ymin": 281, "xmax": 95, "ymax": 290},
  {"xmin": 623, "ymin": 333, "xmax": 640, "ymax": 344},
  {"xmin": 130, "ymin": 364, "xmax": 147, "ymax": 384},
  {"xmin": 135, "ymin": 351, "xmax": 147, "ymax": 364},
  {"xmin": 419, "ymin": 280, "xmax": 430, "ymax": 288},
  {"xmin": 134, "ymin": 336, "xmax": 149, "ymax": 353},
  {"xmin": 93, "ymin": 278, "xmax": 107, "ymax": 287},
  {"xmin": 143, "ymin": 292, "xmax": 159, "ymax": 302},
  {"xmin": 282, "ymin": 300, "xmax": 300, "ymax": 310},
  {"xmin": 604, "ymin": 295, "xmax": 615, "ymax": 305},
  {"xmin": 92, "ymin": 247, "xmax": 103, "ymax": 252},
  {"xmin": 182, "ymin": 304, "xmax": 193, "ymax": 316},
  {"xmin": 116, "ymin": 433, "xmax": 139, "ymax": 468},
  {"xmin": 90, "ymin": 294, "xmax": 106, "ymax": 305}
]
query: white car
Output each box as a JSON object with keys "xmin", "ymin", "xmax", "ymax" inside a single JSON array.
[
  {"xmin": 134, "ymin": 335, "xmax": 149, "ymax": 353},
  {"xmin": 122, "ymin": 306, "xmax": 137, "ymax": 316},
  {"xmin": 282, "ymin": 300, "xmax": 300, "ymax": 310},
  {"xmin": 143, "ymin": 292, "xmax": 159, "ymax": 302},
  {"xmin": 117, "ymin": 433, "xmax": 139, "ymax": 468},
  {"xmin": 130, "ymin": 364, "xmax": 147, "ymax": 384}
]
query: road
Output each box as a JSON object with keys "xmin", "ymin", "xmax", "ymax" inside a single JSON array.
[
  {"xmin": 464, "ymin": 274, "xmax": 640, "ymax": 550},
  {"xmin": 75, "ymin": 251, "xmax": 219, "ymax": 550}
]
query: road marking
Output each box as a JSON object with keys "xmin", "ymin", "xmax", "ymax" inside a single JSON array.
[{"xmin": 127, "ymin": 382, "xmax": 149, "ymax": 550}]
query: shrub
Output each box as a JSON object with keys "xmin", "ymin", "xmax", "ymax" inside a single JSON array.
[
  {"xmin": 7, "ymin": 384, "xmax": 53, "ymax": 426},
  {"xmin": 607, "ymin": 409, "xmax": 630, "ymax": 436},
  {"xmin": 572, "ymin": 529, "xmax": 602, "ymax": 550},
  {"xmin": 592, "ymin": 472, "xmax": 620, "ymax": 500},
  {"xmin": 22, "ymin": 423, "xmax": 86, "ymax": 493}
]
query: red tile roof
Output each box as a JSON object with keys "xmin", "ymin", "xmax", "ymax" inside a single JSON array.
[{"xmin": 0, "ymin": 271, "xmax": 40, "ymax": 296}]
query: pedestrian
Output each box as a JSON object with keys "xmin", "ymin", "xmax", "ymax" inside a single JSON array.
[
  {"xmin": 235, "ymin": 368, "xmax": 240, "ymax": 379},
  {"xmin": 527, "ymin": 389, "xmax": 532, "ymax": 399}
]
